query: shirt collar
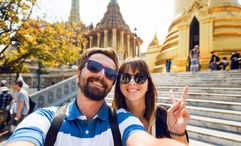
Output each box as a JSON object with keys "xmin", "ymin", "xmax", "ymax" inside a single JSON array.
[{"xmin": 66, "ymin": 99, "xmax": 109, "ymax": 122}]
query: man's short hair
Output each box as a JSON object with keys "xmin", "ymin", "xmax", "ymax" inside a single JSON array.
[
  {"xmin": 13, "ymin": 80, "xmax": 23, "ymax": 87},
  {"xmin": 78, "ymin": 48, "xmax": 119, "ymax": 72}
]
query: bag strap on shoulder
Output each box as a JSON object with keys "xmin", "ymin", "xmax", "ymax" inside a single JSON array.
[
  {"xmin": 44, "ymin": 105, "xmax": 122, "ymax": 146},
  {"xmin": 44, "ymin": 104, "xmax": 67, "ymax": 146},
  {"xmin": 109, "ymin": 107, "xmax": 122, "ymax": 146}
]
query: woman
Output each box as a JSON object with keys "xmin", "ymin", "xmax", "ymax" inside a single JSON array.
[{"xmin": 113, "ymin": 57, "xmax": 189, "ymax": 144}]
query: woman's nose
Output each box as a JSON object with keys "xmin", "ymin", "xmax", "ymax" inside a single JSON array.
[{"xmin": 129, "ymin": 76, "xmax": 136, "ymax": 84}]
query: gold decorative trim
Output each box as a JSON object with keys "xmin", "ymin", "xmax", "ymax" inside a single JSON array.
[
  {"xmin": 155, "ymin": 47, "xmax": 177, "ymax": 65},
  {"xmin": 214, "ymin": 31, "xmax": 241, "ymax": 36},
  {"xmin": 214, "ymin": 24, "xmax": 241, "ymax": 28},
  {"xmin": 178, "ymin": 25, "xmax": 188, "ymax": 31},
  {"xmin": 215, "ymin": 17, "xmax": 241, "ymax": 22},
  {"xmin": 169, "ymin": 16, "xmax": 188, "ymax": 30},
  {"xmin": 201, "ymin": 18, "xmax": 214, "ymax": 24},
  {"xmin": 163, "ymin": 33, "xmax": 179, "ymax": 44},
  {"xmin": 161, "ymin": 40, "xmax": 179, "ymax": 52},
  {"xmin": 209, "ymin": 6, "xmax": 241, "ymax": 13},
  {"xmin": 166, "ymin": 29, "xmax": 179, "ymax": 39}
]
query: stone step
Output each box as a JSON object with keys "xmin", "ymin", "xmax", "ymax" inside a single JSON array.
[
  {"xmin": 189, "ymin": 115, "xmax": 241, "ymax": 134},
  {"xmin": 155, "ymin": 86, "xmax": 241, "ymax": 95},
  {"xmin": 153, "ymin": 77, "xmax": 241, "ymax": 82},
  {"xmin": 157, "ymin": 91, "xmax": 241, "ymax": 102},
  {"xmin": 160, "ymin": 103, "xmax": 241, "ymax": 122},
  {"xmin": 155, "ymin": 77, "xmax": 241, "ymax": 82},
  {"xmin": 154, "ymin": 80, "xmax": 241, "ymax": 87},
  {"xmin": 157, "ymin": 97, "xmax": 241, "ymax": 111},
  {"xmin": 187, "ymin": 125, "xmax": 241, "ymax": 146},
  {"xmin": 151, "ymin": 70, "xmax": 241, "ymax": 78},
  {"xmin": 189, "ymin": 139, "xmax": 217, "ymax": 146}
]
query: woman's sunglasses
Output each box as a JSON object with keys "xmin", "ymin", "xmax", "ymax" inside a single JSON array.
[
  {"xmin": 119, "ymin": 72, "xmax": 148, "ymax": 84},
  {"xmin": 86, "ymin": 60, "xmax": 118, "ymax": 81}
]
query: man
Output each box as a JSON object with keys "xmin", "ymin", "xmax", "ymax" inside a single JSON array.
[
  {"xmin": 5, "ymin": 48, "xmax": 186, "ymax": 146},
  {"xmin": 165, "ymin": 59, "xmax": 172, "ymax": 72},
  {"xmin": 10, "ymin": 80, "xmax": 29, "ymax": 126},
  {"xmin": 209, "ymin": 51, "xmax": 219, "ymax": 71},
  {"xmin": 0, "ymin": 80, "xmax": 13, "ymax": 110},
  {"xmin": 230, "ymin": 50, "xmax": 240, "ymax": 70},
  {"xmin": 190, "ymin": 45, "xmax": 200, "ymax": 72},
  {"xmin": 0, "ymin": 80, "xmax": 13, "ymax": 131}
]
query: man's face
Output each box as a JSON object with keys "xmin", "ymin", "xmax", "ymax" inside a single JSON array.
[
  {"xmin": 78, "ymin": 53, "xmax": 117, "ymax": 101},
  {"xmin": 12, "ymin": 83, "xmax": 18, "ymax": 91}
]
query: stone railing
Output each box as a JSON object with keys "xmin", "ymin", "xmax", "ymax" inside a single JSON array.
[
  {"xmin": 0, "ymin": 72, "xmax": 75, "ymax": 89},
  {"xmin": 30, "ymin": 75, "xmax": 78, "ymax": 110}
]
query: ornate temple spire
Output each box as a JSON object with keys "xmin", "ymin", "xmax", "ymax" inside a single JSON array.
[
  {"xmin": 149, "ymin": 33, "xmax": 159, "ymax": 46},
  {"xmin": 68, "ymin": 0, "xmax": 82, "ymax": 24},
  {"xmin": 110, "ymin": 0, "xmax": 118, "ymax": 5},
  {"xmin": 95, "ymin": 0, "xmax": 130, "ymax": 31}
]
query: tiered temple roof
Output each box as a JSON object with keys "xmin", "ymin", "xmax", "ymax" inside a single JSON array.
[{"xmin": 95, "ymin": 0, "xmax": 130, "ymax": 32}]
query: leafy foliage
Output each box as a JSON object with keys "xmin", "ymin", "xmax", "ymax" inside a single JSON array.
[
  {"xmin": 0, "ymin": 0, "xmax": 86, "ymax": 73},
  {"xmin": 0, "ymin": 0, "xmax": 36, "ymax": 73}
]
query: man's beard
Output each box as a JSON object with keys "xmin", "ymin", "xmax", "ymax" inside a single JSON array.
[{"xmin": 79, "ymin": 76, "xmax": 111, "ymax": 101}]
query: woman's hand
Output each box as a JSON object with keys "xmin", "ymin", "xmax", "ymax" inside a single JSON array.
[{"xmin": 167, "ymin": 86, "xmax": 190, "ymax": 134}]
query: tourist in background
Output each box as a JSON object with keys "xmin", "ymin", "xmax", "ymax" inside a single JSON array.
[
  {"xmin": 0, "ymin": 80, "xmax": 13, "ymax": 110},
  {"xmin": 10, "ymin": 80, "xmax": 29, "ymax": 127},
  {"xmin": 218, "ymin": 57, "xmax": 229, "ymax": 70},
  {"xmin": 113, "ymin": 57, "xmax": 189, "ymax": 145},
  {"xmin": 190, "ymin": 45, "xmax": 200, "ymax": 72},
  {"xmin": 209, "ymin": 51, "xmax": 220, "ymax": 71},
  {"xmin": 165, "ymin": 59, "xmax": 172, "ymax": 72},
  {"xmin": 0, "ymin": 80, "xmax": 13, "ymax": 131},
  {"xmin": 230, "ymin": 50, "xmax": 240, "ymax": 70}
]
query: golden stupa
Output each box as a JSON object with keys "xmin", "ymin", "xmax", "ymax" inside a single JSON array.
[{"xmin": 145, "ymin": 0, "xmax": 241, "ymax": 72}]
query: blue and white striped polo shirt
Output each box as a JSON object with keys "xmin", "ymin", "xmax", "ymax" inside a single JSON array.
[{"xmin": 6, "ymin": 99, "xmax": 145, "ymax": 146}]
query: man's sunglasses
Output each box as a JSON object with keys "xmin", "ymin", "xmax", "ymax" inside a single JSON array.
[
  {"xmin": 86, "ymin": 60, "xmax": 118, "ymax": 81},
  {"xmin": 119, "ymin": 72, "xmax": 148, "ymax": 84}
]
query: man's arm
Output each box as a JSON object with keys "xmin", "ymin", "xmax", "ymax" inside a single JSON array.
[
  {"xmin": 16, "ymin": 100, "xmax": 24, "ymax": 119},
  {"xmin": 189, "ymin": 51, "xmax": 192, "ymax": 59},
  {"xmin": 5, "ymin": 107, "xmax": 57, "ymax": 146},
  {"xmin": 126, "ymin": 131, "xmax": 187, "ymax": 146}
]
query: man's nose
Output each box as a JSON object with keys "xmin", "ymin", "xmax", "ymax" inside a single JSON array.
[{"xmin": 96, "ymin": 68, "xmax": 105, "ymax": 78}]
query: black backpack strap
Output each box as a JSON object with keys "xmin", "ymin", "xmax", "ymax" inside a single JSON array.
[
  {"xmin": 108, "ymin": 107, "xmax": 122, "ymax": 146},
  {"xmin": 44, "ymin": 104, "xmax": 67, "ymax": 146}
]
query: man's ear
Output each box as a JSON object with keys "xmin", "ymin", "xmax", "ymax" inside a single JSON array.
[{"xmin": 76, "ymin": 69, "xmax": 80, "ymax": 82}]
